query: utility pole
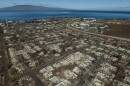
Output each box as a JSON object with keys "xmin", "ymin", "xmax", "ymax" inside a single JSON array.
[{"xmin": 5, "ymin": 19, "xmax": 8, "ymax": 27}]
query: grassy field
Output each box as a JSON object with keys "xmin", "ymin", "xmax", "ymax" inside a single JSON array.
[{"xmin": 103, "ymin": 23, "xmax": 130, "ymax": 39}]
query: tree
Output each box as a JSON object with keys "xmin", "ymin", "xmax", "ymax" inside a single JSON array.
[{"xmin": 0, "ymin": 26, "xmax": 3, "ymax": 33}]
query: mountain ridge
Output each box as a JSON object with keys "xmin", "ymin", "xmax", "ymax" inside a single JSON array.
[
  {"xmin": 0, "ymin": 5, "xmax": 69, "ymax": 11},
  {"xmin": 0, "ymin": 5, "xmax": 129, "ymax": 11}
]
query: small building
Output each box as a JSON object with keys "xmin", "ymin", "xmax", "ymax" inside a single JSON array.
[{"xmin": 55, "ymin": 80, "xmax": 71, "ymax": 86}]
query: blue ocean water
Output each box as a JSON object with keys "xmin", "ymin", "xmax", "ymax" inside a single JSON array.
[{"xmin": 0, "ymin": 10, "xmax": 130, "ymax": 21}]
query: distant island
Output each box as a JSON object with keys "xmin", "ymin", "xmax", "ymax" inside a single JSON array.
[
  {"xmin": 0, "ymin": 5, "xmax": 130, "ymax": 12},
  {"xmin": 0, "ymin": 5, "xmax": 68, "ymax": 11}
]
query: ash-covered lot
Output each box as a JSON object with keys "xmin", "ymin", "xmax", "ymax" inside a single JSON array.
[{"xmin": 0, "ymin": 18, "xmax": 130, "ymax": 86}]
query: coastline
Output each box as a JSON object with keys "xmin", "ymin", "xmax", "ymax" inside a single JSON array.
[{"xmin": 0, "ymin": 10, "xmax": 130, "ymax": 21}]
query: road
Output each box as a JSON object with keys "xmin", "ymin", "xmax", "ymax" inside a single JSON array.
[
  {"xmin": 0, "ymin": 26, "xmax": 10, "ymax": 86},
  {"xmin": 67, "ymin": 23, "xmax": 130, "ymax": 42}
]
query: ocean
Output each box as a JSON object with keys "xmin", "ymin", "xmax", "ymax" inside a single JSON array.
[{"xmin": 0, "ymin": 10, "xmax": 130, "ymax": 21}]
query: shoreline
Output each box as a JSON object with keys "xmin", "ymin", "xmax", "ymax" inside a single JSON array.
[
  {"xmin": 0, "ymin": 10, "xmax": 130, "ymax": 21},
  {"xmin": 0, "ymin": 17, "xmax": 130, "ymax": 22},
  {"xmin": 1, "ymin": 17, "xmax": 130, "ymax": 39}
]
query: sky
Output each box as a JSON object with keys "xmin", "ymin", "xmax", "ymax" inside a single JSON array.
[{"xmin": 0, "ymin": 0, "xmax": 130, "ymax": 10}]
